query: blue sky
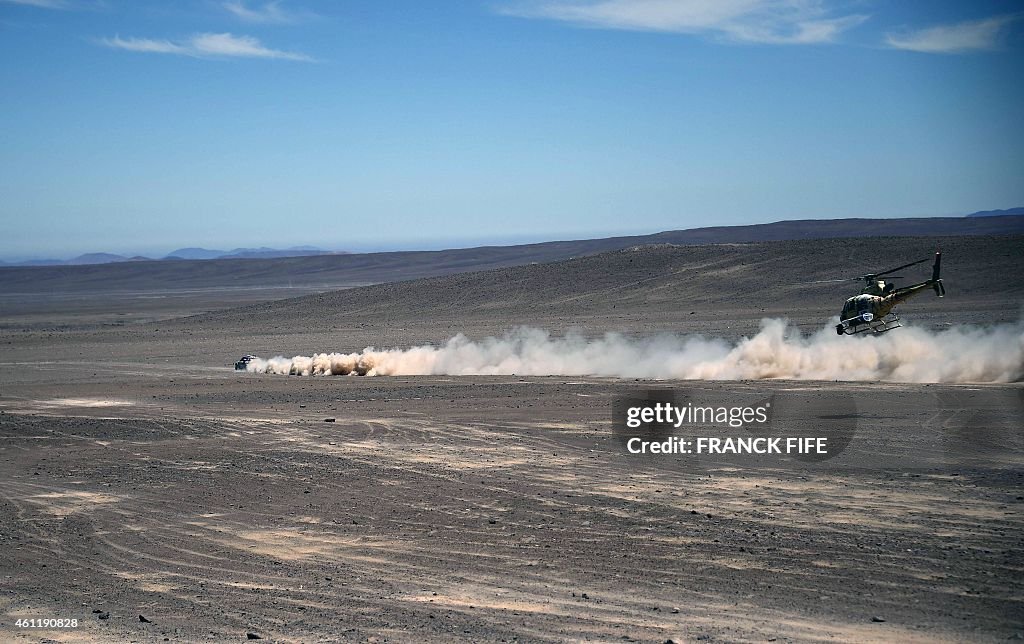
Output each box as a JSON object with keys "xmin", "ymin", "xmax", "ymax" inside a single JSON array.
[{"xmin": 1, "ymin": 0, "xmax": 1022, "ymax": 259}]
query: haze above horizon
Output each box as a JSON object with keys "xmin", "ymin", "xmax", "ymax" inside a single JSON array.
[{"xmin": 2, "ymin": 0, "xmax": 1022, "ymax": 258}]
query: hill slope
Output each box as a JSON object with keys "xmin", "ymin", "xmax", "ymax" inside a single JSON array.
[
  {"xmin": 3, "ymin": 215, "xmax": 1023, "ymax": 294},
  {"xmin": 182, "ymin": 235, "xmax": 1023, "ymax": 345}
]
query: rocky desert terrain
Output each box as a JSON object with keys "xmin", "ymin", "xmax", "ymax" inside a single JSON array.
[{"xmin": 1, "ymin": 234, "xmax": 1021, "ymax": 642}]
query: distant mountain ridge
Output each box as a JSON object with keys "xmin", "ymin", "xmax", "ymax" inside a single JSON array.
[
  {"xmin": 66, "ymin": 252, "xmax": 139, "ymax": 265},
  {"xmin": 164, "ymin": 248, "xmax": 226, "ymax": 260},
  {"xmin": 966, "ymin": 207, "xmax": 1024, "ymax": 218},
  {"xmin": 2, "ymin": 246, "xmax": 338, "ymax": 266},
  {"xmin": 2, "ymin": 208, "xmax": 1022, "ymax": 266},
  {"xmin": 2, "ymin": 214, "xmax": 1023, "ymax": 295},
  {"xmin": 165, "ymin": 246, "xmax": 338, "ymax": 261}
]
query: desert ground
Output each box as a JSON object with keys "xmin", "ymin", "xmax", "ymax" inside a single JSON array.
[{"xmin": 1, "ymin": 235, "xmax": 1022, "ymax": 642}]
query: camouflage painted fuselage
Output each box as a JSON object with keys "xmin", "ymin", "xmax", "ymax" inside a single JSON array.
[
  {"xmin": 836, "ymin": 251, "xmax": 944, "ymax": 335},
  {"xmin": 837, "ymin": 281, "xmax": 942, "ymax": 335}
]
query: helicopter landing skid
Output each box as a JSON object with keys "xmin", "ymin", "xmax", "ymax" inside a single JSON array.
[{"xmin": 841, "ymin": 312, "xmax": 902, "ymax": 336}]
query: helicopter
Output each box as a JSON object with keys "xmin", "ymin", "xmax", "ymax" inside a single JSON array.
[{"xmin": 828, "ymin": 251, "xmax": 945, "ymax": 336}]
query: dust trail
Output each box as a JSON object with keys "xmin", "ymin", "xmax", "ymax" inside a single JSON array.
[{"xmin": 245, "ymin": 319, "xmax": 1024, "ymax": 383}]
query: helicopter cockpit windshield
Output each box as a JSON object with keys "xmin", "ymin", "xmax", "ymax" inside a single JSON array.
[{"xmin": 841, "ymin": 294, "xmax": 875, "ymax": 321}]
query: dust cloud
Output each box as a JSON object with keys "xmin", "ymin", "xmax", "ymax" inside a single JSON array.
[{"xmin": 245, "ymin": 318, "xmax": 1024, "ymax": 383}]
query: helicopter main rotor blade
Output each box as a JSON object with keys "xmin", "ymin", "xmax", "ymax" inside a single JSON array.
[
  {"xmin": 806, "ymin": 256, "xmax": 928, "ymax": 285},
  {"xmin": 806, "ymin": 277, "xmax": 861, "ymax": 284},
  {"xmin": 871, "ymin": 257, "xmax": 929, "ymax": 278}
]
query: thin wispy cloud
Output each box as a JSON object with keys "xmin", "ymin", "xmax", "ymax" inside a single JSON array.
[
  {"xmin": 223, "ymin": 0, "xmax": 307, "ymax": 24},
  {"xmin": 886, "ymin": 15, "xmax": 1019, "ymax": 54},
  {"xmin": 0, "ymin": 0, "xmax": 70, "ymax": 8},
  {"xmin": 99, "ymin": 32, "xmax": 313, "ymax": 61},
  {"xmin": 498, "ymin": 0, "xmax": 868, "ymax": 45}
]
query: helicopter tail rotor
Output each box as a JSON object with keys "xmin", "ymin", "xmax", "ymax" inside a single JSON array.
[{"xmin": 931, "ymin": 251, "xmax": 945, "ymax": 297}]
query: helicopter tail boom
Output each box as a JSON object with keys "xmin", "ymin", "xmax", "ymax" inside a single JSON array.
[{"xmin": 887, "ymin": 251, "xmax": 944, "ymax": 305}]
